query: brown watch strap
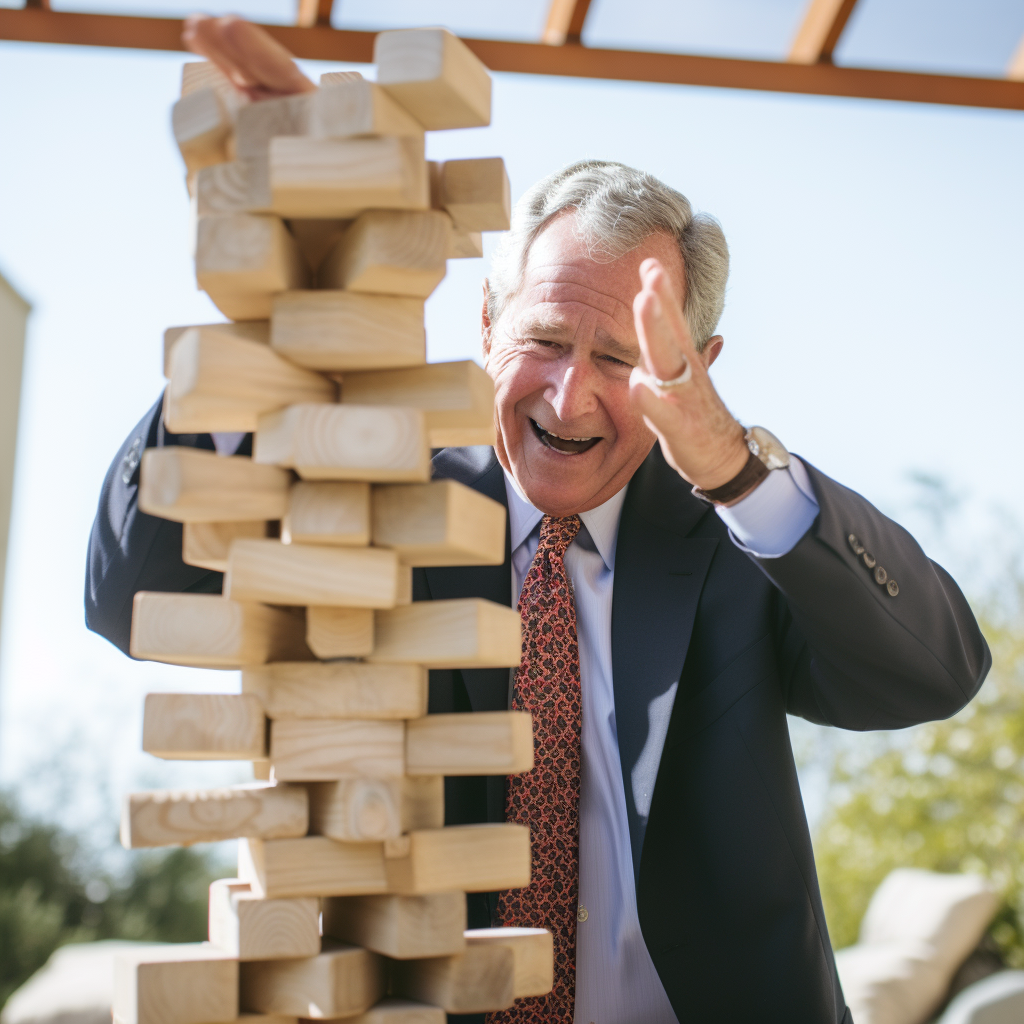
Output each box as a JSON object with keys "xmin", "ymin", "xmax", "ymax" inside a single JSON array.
[{"xmin": 692, "ymin": 450, "xmax": 770, "ymax": 505}]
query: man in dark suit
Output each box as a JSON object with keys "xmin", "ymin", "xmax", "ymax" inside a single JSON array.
[{"xmin": 86, "ymin": 20, "xmax": 989, "ymax": 1024}]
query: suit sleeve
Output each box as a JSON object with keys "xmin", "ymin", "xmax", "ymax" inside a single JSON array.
[{"xmin": 757, "ymin": 462, "xmax": 990, "ymax": 730}]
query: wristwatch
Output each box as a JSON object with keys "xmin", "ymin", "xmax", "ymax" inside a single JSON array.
[{"xmin": 692, "ymin": 426, "xmax": 790, "ymax": 505}]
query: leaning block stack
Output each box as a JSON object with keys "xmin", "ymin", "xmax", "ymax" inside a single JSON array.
[{"xmin": 116, "ymin": 29, "xmax": 553, "ymax": 1024}]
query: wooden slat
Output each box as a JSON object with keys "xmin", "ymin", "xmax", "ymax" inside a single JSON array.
[
  {"xmin": 542, "ymin": 0, "xmax": 593, "ymax": 46},
  {"xmin": 296, "ymin": 0, "xmax": 333, "ymax": 29},
  {"xmin": 788, "ymin": 0, "xmax": 860, "ymax": 64}
]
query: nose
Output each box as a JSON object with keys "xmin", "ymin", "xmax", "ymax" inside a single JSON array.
[{"xmin": 543, "ymin": 359, "xmax": 599, "ymax": 424}]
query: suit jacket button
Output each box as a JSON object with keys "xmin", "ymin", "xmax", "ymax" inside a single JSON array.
[
  {"xmin": 862, "ymin": 551, "xmax": 876, "ymax": 569},
  {"xmin": 577, "ymin": 906, "xmax": 589, "ymax": 922},
  {"xmin": 887, "ymin": 579, "xmax": 899, "ymax": 597},
  {"xmin": 848, "ymin": 533, "xmax": 865, "ymax": 555},
  {"xmin": 874, "ymin": 566, "xmax": 888, "ymax": 585}
]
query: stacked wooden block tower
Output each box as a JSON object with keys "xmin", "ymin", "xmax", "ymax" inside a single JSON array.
[{"xmin": 113, "ymin": 28, "xmax": 554, "ymax": 1024}]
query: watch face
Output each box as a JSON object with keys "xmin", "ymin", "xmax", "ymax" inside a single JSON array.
[{"xmin": 747, "ymin": 426, "xmax": 790, "ymax": 470}]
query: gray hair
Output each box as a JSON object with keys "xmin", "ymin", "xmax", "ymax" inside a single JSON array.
[{"xmin": 487, "ymin": 160, "xmax": 730, "ymax": 350}]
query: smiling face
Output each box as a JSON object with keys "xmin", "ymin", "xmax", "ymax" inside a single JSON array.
[{"xmin": 482, "ymin": 211, "xmax": 689, "ymax": 517}]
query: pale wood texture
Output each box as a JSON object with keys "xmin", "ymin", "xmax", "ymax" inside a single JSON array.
[
  {"xmin": 269, "ymin": 136, "xmax": 428, "ymax": 219},
  {"xmin": 288, "ymin": 219, "xmax": 350, "ymax": 275},
  {"xmin": 370, "ymin": 599, "xmax": 521, "ymax": 668},
  {"xmin": 788, "ymin": 0, "xmax": 859, "ymax": 63},
  {"xmin": 172, "ymin": 87, "xmax": 235, "ymax": 173},
  {"xmin": 371, "ymin": 481, "xmax": 504, "ymax": 567},
  {"xmin": 319, "ymin": 210, "xmax": 450, "ymax": 298},
  {"xmin": 139, "ymin": 447, "xmax": 289, "ymax": 523},
  {"xmin": 240, "ymin": 836, "xmax": 387, "ymax": 898},
  {"xmin": 243, "ymin": 661, "xmax": 428, "ymax": 720},
  {"xmin": 319, "ymin": 71, "xmax": 364, "ymax": 85},
  {"xmin": 391, "ymin": 945, "xmax": 514, "ymax": 1014},
  {"xmin": 464, "ymin": 928, "xmax": 554, "ymax": 999},
  {"xmin": 165, "ymin": 327, "xmax": 334, "ymax": 434},
  {"xmin": 343, "ymin": 1000, "xmax": 444, "ymax": 1024},
  {"xmin": 341, "ymin": 360, "xmax": 495, "ymax": 448},
  {"xmin": 308, "ymin": 776, "xmax": 443, "ymax": 840},
  {"xmin": 311, "ymin": 80, "xmax": 424, "ymax": 139},
  {"xmin": 208, "ymin": 878, "xmax": 320, "ymax": 961},
  {"xmin": 183, "ymin": 520, "xmax": 267, "ymax": 573},
  {"xmin": 384, "ymin": 824, "xmax": 531, "ymax": 895},
  {"xmin": 225, "ymin": 538, "xmax": 401, "ymax": 608},
  {"xmin": 239, "ymin": 945, "xmax": 385, "ymax": 1018},
  {"xmin": 130, "ymin": 593, "xmax": 310, "ymax": 668},
  {"xmin": 121, "ymin": 781, "xmax": 308, "ymax": 848},
  {"xmin": 234, "ymin": 92, "xmax": 313, "ymax": 158},
  {"xmin": 113, "ymin": 944, "xmax": 238, "ymax": 1024},
  {"xmin": 195, "ymin": 157, "xmax": 271, "ymax": 216},
  {"xmin": 304, "ymin": 605, "xmax": 375, "ymax": 658},
  {"xmin": 406, "ymin": 712, "xmax": 533, "ymax": 776},
  {"xmin": 433, "ymin": 159, "xmax": 510, "ymax": 232},
  {"xmin": 163, "ymin": 320, "xmax": 269, "ymax": 377},
  {"xmin": 283, "ymin": 480, "xmax": 370, "ymax": 546},
  {"xmin": 269, "ymin": 719, "xmax": 405, "ymax": 781},
  {"xmin": 181, "ymin": 61, "xmax": 236, "ymax": 98},
  {"xmin": 322, "ymin": 892, "xmax": 465, "ymax": 959},
  {"xmin": 255, "ymin": 404, "xmax": 431, "ymax": 482},
  {"xmin": 448, "ymin": 230, "xmax": 482, "ymax": 259},
  {"xmin": 375, "ymin": 28, "xmax": 492, "ymax": 130},
  {"xmin": 142, "ymin": 693, "xmax": 267, "ymax": 760}
]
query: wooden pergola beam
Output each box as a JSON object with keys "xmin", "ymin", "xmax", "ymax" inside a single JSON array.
[
  {"xmin": 296, "ymin": 0, "xmax": 335, "ymax": 29},
  {"xmin": 789, "ymin": 0, "xmax": 859, "ymax": 64},
  {"xmin": 542, "ymin": 0, "xmax": 593, "ymax": 46},
  {"xmin": 2, "ymin": 9, "xmax": 1024, "ymax": 113}
]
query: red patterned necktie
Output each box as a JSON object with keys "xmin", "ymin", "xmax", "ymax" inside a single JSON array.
[{"xmin": 490, "ymin": 514, "xmax": 583, "ymax": 1024}]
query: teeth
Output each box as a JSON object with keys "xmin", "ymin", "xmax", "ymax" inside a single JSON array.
[{"xmin": 540, "ymin": 425, "xmax": 594, "ymax": 442}]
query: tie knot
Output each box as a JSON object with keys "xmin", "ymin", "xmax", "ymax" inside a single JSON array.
[{"xmin": 538, "ymin": 514, "xmax": 582, "ymax": 559}]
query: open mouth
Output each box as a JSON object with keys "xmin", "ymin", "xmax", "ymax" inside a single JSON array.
[{"xmin": 531, "ymin": 418, "xmax": 602, "ymax": 455}]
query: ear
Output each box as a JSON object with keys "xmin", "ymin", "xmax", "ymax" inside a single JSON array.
[
  {"xmin": 481, "ymin": 279, "xmax": 494, "ymax": 361},
  {"xmin": 702, "ymin": 335, "xmax": 725, "ymax": 369}
]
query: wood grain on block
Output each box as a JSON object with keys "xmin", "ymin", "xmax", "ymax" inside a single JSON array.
[
  {"xmin": 269, "ymin": 719, "xmax": 405, "ymax": 781},
  {"xmin": 283, "ymin": 480, "xmax": 370, "ymax": 546},
  {"xmin": 255, "ymin": 404, "xmax": 430, "ymax": 483},
  {"xmin": 172, "ymin": 87, "xmax": 235, "ymax": 173},
  {"xmin": 341, "ymin": 360, "xmax": 494, "ymax": 448},
  {"xmin": 343, "ymin": 1000, "xmax": 444, "ymax": 1024},
  {"xmin": 391, "ymin": 945, "xmax": 514, "ymax": 1014},
  {"xmin": 406, "ymin": 712, "xmax": 533, "ymax": 776},
  {"xmin": 130, "ymin": 593, "xmax": 310, "ymax": 668},
  {"xmin": 196, "ymin": 157, "xmax": 271, "ymax": 216},
  {"xmin": 163, "ymin": 320, "xmax": 269, "ymax": 377},
  {"xmin": 234, "ymin": 92, "xmax": 313, "ymax": 159},
  {"xmin": 181, "ymin": 60, "xmax": 237, "ymax": 98},
  {"xmin": 308, "ymin": 776, "xmax": 443, "ymax": 841},
  {"xmin": 435, "ymin": 159, "xmax": 510, "ymax": 232},
  {"xmin": 371, "ymin": 481, "xmax": 504, "ymax": 567},
  {"xmin": 370, "ymin": 599, "xmax": 521, "ymax": 668},
  {"xmin": 240, "ymin": 944, "xmax": 385, "ymax": 1018},
  {"xmin": 319, "ymin": 210, "xmax": 450, "ymax": 298},
  {"xmin": 142, "ymin": 693, "xmax": 266, "ymax": 760},
  {"xmin": 209, "ymin": 878, "xmax": 320, "ymax": 961},
  {"xmin": 375, "ymin": 28, "xmax": 491, "ymax": 130},
  {"xmin": 319, "ymin": 70, "xmax": 364, "ymax": 85},
  {"xmin": 448, "ymin": 230, "xmax": 482, "ymax": 259},
  {"xmin": 225, "ymin": 538, "xmax": 401, "ymax": 608},
  {"xmin": 383, "ymin": 824, "xmax": 531, "ymax": 895},
  {"xmin": 464, "ymin": 928, "xmax": 554, "ymax": 999},
  {"xmin": 305, "ymin": 606, "xmax": 375, "ymax": 658},
  {"xmin": 240, "ymin": 836, "xmax": 387, "ymax": 899},
  {"xmin": 252, "ymin": 759, "xmax": 272, "ymax": 781},
  {"xmin": 311, "ymin": 80, "xmax": 423, "ymax": 140},
  {"xmin": 269, "ymin": 136, "xmax": 428, "ymax": 219},
  {"xmin": 288, "ymin": 218, "xmax": 349, "ymax": 275},
  {"xmin": 243, "ymin": 662, "xmax": 427, "ymax": 720},
  {"xmin": 113, "ymin": 944, "xmax": 238, "ymax": 1024},
  {"xmin": 271, "ymin": 291, "xmax": 425, "ymax": 371},
  {"xmin": 121, "ymin": 781, "xmax": 307, "ymax": 848},
  {"xmin": 183, "ymin": 520, "xmax": 267, "ymax": 573},
  {"xmin": 139, "ymin": 447, "xmax": 289, "ymax": 523},
  {"xmin": 322, "ymin": 892, "xmax": 465, "ymax": 959}
]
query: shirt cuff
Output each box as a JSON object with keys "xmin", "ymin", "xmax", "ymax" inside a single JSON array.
[
  {"xmin": 715, "ymin": 456, "xmax": 819, "ymax": 558},
  {"xmin": 211, "ymin": 431, "xmax": 247, "ymax": 457}
]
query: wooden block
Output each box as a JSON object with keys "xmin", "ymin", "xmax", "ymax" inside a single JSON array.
[
  {"xmin": 464, "ymin": 928, "xmax": 554, "ymax": 999},
  {"xmin": 121, "ymin": 781, "xmax": 308, "ymax": 848},
  {"xmin": 370, "ymin": 599, "xmax": 521, "ymax": 668},
  {"xmin": 406, "ymin": 712, "xmax": 533, "ymax": 776},
  {"xmin": 239, "ymin": 944, "xmax": 384, "ymax": 1018},
  {"xmin": 283, "ymin": 480, "xmax": 370, "ymax": 546},
  {"xmin": 254, "ymin": 404, "xmax": 430, "ymax": 482},
  {"xmin": 225, "ymin": 538, "xmax": 401, "ymax": 608},
  {"xmin": 269, "ymin": 135, "xmax": 428, "ymax": 219},
  {"xmin": 319, "ymin": 70, "xmax": 364, "ymax": 86},
  {"xmin": 183, "ymin": 521, "xmax": 268, "ymax": 573},
  {"xmin": 287, "ymin": 218, "xmax": 349, "ymax": 275},
  {"xmin": 164, "ymin": 320, "xmax": 269, "ymax": 378},
  {"xmin": 269, "ymin": 719, "xmax": 405, "ymax": 781},
  {"xmin": 271, "ymin": 291, "xmax": 425, "ymax": 371},
  {"xmin": 253, "ymin": 759, "xmax": 272, "ymax": 781},
  {"xmin": 311, "ymin": 79, "xmax": 423, "ymax": 140},
  {"xmin": 391, "ymin": 945, "xmax": 514, "ymax": 1014},
  {"xmin": 209, "ymin": 878, "xmax": 320, "ymax": 961},
  {"xmin": 130, "ymin": 593, "xmax": 310, "ymax": 668},
  {"xmin": 434, "ymin": 159, "xmax": 510, "ymax": 232},
  {"xmin": 240, "ymin": 836, "xmax": 387, "ymax": 898},
  {"xmin": 322, "ymin": 892, "xmax": 465, "ymax": 959},
  {"xmin": 113, "ymin": 944, "xmax": 238, "ymax": 1024},
  {"xmin": 142, "ymin": 693, "xmax": 267, "ymax": 760},
  {"xmin": 319, "ymin": 210, "xmax": 450, "ymax": 298},
  {"xmin": 304, "ymin": 606, "xmax": 375, "ymax": 658},
  {"xmin": 138, "ymin": 447, "xmax": 289, "ymax": 523},
  {"xmin": 181, "ymin": 60, "xmax": 236, "ymax": 98},
  {"xmin": 308, "ymin": 776, "xmax": 443, "ymax": 841},
  {"xmin": 172, "ymin": 87, "xmax": 235, "ymax": 173},
  {"xmin": 375, "ymin": 28, "xmax": 491, "ymax": 130},
  {"xmin": 196, "ymin": 157, "xmax": 271, "ymax": 216},
  {"xmin": 342, "ymin": 360, "xmax": 495, "ymax": 448},
  {"xmin": 242, "ymin": 662, "xmax": 427, "ymax": 720},
  {"xmin": 343, "ymin": 1001, "xmax": 444, "ymax": 1024},
  {"xmin": 234, "ymin": 92, "xmax": 313, "ymax": 159},
  {"xmin": 383, "ymin": 824, "xmax": 531, "ymax": 895},
  {"xmin": 448, "ymin": 231, "xmax": 482, "ymax": 259}
]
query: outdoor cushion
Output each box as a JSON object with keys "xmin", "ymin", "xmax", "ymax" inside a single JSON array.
[{"xmin": 936, "ymin": 970, "xmax": 1024, "ymax": 1024}]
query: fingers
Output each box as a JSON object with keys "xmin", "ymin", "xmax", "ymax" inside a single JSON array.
[{"xmin": 633, "ymin": 258, "xmax": 698, "ymax": 383}]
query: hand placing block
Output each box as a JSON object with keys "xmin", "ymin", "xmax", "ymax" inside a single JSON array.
[
  {"xmin": 305, "ymin": 606, "xmax": 375, "ymax": 658},
  {"xmin": 209, "ymin": 879, "xmax": 320, "ymax": 961},
  {"xmin": 431, "ymin": 159, "xmax": 511, "ymax": 233},
  {"xmin": 270, "ymin": 719, "xmax": 405, "ymax": 781},
  {"xmin": 183, "ymin": 521, "xmax": 268, "ymax": 573},
  {"xmin": 130, "ymin": 593, "xmax": 311, "ymax": 668},
  {"xmin": 322, "ymin": 892, "xmax": 466, "ymax": 959},
  {"xmin": 121, "ymin": 781, "xmax": 308, "ymax": 848},
  {"xmin": 464, "ymin": 928, "xmax": 554, "ymax": 999},
  {"xmin": 375, "ymin": 28, "xmax": 491, "ymax": 130},
  {"xmin": 142, "ymin": 693, "xmax": 266, "ymax": 760},
  {"xmin": 240, "ymin": 836, "xmax": 388, "ymax": 898},
  {"xmin": 311, "ymin": 79, "xmax": 423, "ymax": 140},
  {"xmin": 283, "ymin": 481, "xmax": 370, "ymax": 546},
  {"xmin": 391, "ymin": 945, "xmax": 514, "ymax": 1014},
  {"xmin": 164, "ymin": 320, "xmax": 269, "ymax": 377},
  {"xmin": 406, "ymin": 712, "xmax": 533, "ymax": 776},
  {"xmin": 308, "ymin": 776, "xmax": 443, "ymax": 841}
]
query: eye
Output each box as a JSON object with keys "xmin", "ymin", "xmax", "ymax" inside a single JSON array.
[{"xmin": 599, "ymin": 354, "xmax": 632, "ymax": 369}]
